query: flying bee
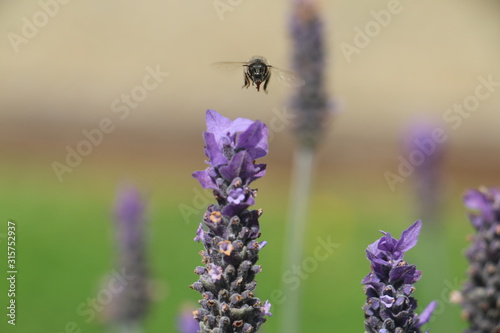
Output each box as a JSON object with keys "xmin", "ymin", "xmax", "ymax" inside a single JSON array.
[{"xmin": 212, "ymin": 56, "xmax": 305, "ymax": 93}]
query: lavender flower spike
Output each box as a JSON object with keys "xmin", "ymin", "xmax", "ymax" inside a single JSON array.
[
  {"xmin": 106, "ymin": 186, "xmax": 150, "ymax": 330},
  {"xmin": 191, "ymin": 110, "xmax": 271, "ymax": 332},
  {"xmin": 460, "ymin": 187, "xmax": 500, "ymax": 333},
  {"xmin": 404, "ymin": 119, "xmax": 445, "ymax": 224},
  {"xmin": 362, "ymin": 220, "xmax": 437, "ymax": 333},
  {"xmin": 289, "ymin": 0, "xmax": 330, "ymax": 149}
]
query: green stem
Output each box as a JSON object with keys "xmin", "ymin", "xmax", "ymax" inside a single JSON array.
[{"xmin": 280, "ymin": 146, "xmax": 315, "ymax": 333}]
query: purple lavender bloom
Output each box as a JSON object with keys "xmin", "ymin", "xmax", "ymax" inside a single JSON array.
[
  {"xmin": 362, "ymin": 220, "xmax": 437, "ymax": 333},
  {"xmin": 191, "ymin": 110, "xmax": 272, "ymax": 332},
  {"xmin": 109, "ymin": 186, "xmax": 150, "ymax": 326},
  {"xmin": 460, "ymin": 187, "xmax": 500, "ymax": 333},
  {"xmin": 289, "ymin": 0, "xmax": 331, "ymax": 148},
  {"xmin": 404, "ymin": 119, "xmax": 445, "ymax": 224}
]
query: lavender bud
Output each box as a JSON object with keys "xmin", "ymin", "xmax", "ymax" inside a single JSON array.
[{"xmin": 191, "ymin": 110, "xmax": 272, "ymax": 332}]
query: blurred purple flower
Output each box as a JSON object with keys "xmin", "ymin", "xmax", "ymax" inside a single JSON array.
[
  {"xmin": 460, "ymin": 187, "xmax": 500, "ymax": 333},
  {"xmin": 106, "ymin": 186, "xmax": 150, "ymax": 327},
  {"xmin": 289, "ymin": 0, "xmax": 331, "ymax": 148},
  {"xmin": 191, "ymin": 110, "xmax": 271, "ymax": 332},
  {"xmin": 404, "ymin": 119, "xmax": 445, "ymax": 224},
  {"xmin": 177, "ymin": 307, "xmax": 200, "ymax": 333},
  {"xmin": 362, "ymin": 220, "xmax": 437, "ymax": 333}
]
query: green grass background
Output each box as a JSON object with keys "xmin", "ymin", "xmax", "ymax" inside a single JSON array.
[{"xmin": 0, "ymin": 147, "xmax": 478, "ymax": 333}]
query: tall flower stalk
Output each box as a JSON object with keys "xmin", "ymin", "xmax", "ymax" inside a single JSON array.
[
  {"xmin": 191, "ymin": 110, "xmax": 272, "ymax": 332},
  {"xmin": 404, "ymin": 120, "xmax": 445, "ymax": 225},
  {"xmin": 459, "ymin": 187, "xmax": 500, "ymax": 333},
  {"xmin": 403, "ymin": 119, "xmax": 452, "ymax": 331},
  {"xmin": 282, "ymin": 1, "xmax": 331, "ymax": 332},
  {"xmin": 106, "ymin": 186, "xmax": 150, "ymax": 333},
  {"xmin": 362, "ymin": 220, "xmax": 436, "ymax": 333}
]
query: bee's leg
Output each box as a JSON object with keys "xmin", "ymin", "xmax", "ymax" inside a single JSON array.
[
  {"xmin": 242, "ymin": 73, "xmax": 251, "ymax": 89},
  {"xmin": 263, "ymin": 72, "xmax": 271, "ymax": 94}
]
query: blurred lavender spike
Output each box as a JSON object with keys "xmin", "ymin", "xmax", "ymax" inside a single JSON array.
[
  {"xmin": 289, "ymin": 0, "xmax": 331, "ymax": 149},
  {"xmin": 282, "ymin": 2, "xmax": 332, "ymax": 333},
  {"xmin": 460, "ymin": 187, "xmax": 500, "ymax": 333},
  {"xmin": 404, "ymin": 119, "xmax": 445, "ymax": 224},
  {"xmin": 177, "ymin": 305, "xmax": 199, "ymax": 333},
  {"xmin": 107, "ymin": 185, "xmax": 150, "ymax": 332},
  {"xmin": 362, "ymin": 220, "xmax": 437, "ymax": 333},
  {"xmin": 191, "ymin": 110, "xmax": 271, "ymax": 332}
]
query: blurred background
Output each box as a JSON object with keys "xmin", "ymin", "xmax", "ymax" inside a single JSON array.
[{"xmin": 1, "ymin": 0, "xmax": 499, "ymax": 332}]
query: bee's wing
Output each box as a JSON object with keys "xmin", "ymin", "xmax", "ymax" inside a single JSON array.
[
  {"xmin": 212, "ymin": 61, "xmax": 248, "ymax": 73},
  {"xmin": 269, "ymin": 67, "xmax": 305, "ymax": 87}
]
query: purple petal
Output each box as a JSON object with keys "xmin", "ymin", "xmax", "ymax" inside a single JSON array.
[
  {"xmin": 222, "ymin": 200, "xmax": 254, "ymax": 217},
  {"xmin": 261, "ymin": 300, "xmax": 272, "ymax": 316},
  {"xmin": 194, "ymin": 223, "xmax": 205, "ymax": 242},
  {"xmin": 194, "ymin": 266, "xmax": 205, "ymax": 275},
  {"xmin": 463, "ymin": 189, "xmax": 496, "ymax": 223},
  {"xmin": 361, "ymin": 272, "xmax": 380, "ymax": 285},
  {"xmin": 408, "ymin": 269, "xmax": 422, "ymax": 284},
  {"xmin": 204, "ymin": 132, "xmax": 228, "ymax": 167},
  {"xmin": 380, "ymin": 295, "xmax": 395, "ymax": 308},
  {"xmin": 218, "ymin": 241, "xmax": 234, "ymax": 256},
  {"xmin": 416, "ymin": 300, "xmax": 437, "ymax": 327},
  {"xmin": 402, "ymin": 284, "xmax": 414, "ymax": 295},
  {"xmin": 389, "ymin": 264, "xmax": 415, "ymax": 283},
  {"xmin": 205, "ymin": 109, "xmax": 232, "ymax": 138},
  {"xmin": 366, "ymin": 239, "xmax": 381, "ymax": 257},
  {"xmin": 250, "ymin": 163, "xmax": 267, "ymax": 183},
  {"xmin": 378, "ymin": 232, "xmax": 397, "ymax": 253},
  {"xmin": 235, "ymin": 121, "xmax": 269, "ymax": 159},
  {"xmin": 207, "ymin": 263, "xmax": 223, "ymax": 281},
  {"xmin": 395, "ymin": 296, "xmax": 405, "ymax": 307},
  {"xmin": 205, "ymin": 109, "xmax": 254, "ymax": 148},
  {"xmin": 192, "ymin": 169, "xmax": 217, "ymax": 190},
  {"xmin": 219, "ymin": 151, "xmax": 257, "ymax": 183},
  {"xmin": 227, "ymin": 188, "xmax": 245, "ymax": 204},
  {"xmin": 396, "ymin": 220, "xmax": 422, "ymax": 253}
]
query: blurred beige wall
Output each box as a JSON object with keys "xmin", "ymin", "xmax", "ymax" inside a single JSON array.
[{"xmin": 1, "ymin": 0, "xmax": 499, "ymax": 171}]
